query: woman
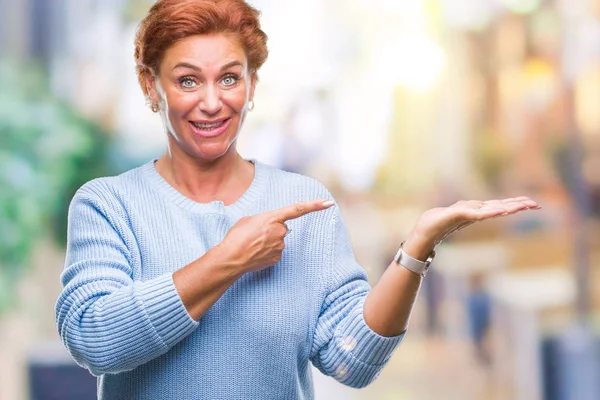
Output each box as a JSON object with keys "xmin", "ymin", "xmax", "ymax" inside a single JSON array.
[{"xmin": 55, "ymin": 0, "xmax": 540, "ymax": 399}]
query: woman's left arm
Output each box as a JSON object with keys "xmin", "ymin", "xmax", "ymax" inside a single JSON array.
[{"xmin": 364, "ymin": 196, "xmax": 541, "ymax": 337}]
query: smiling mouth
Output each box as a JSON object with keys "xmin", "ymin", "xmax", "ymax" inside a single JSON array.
[
  {"xmin": 191, "ymin": 120, "xmax": 227, "ymax": 129},
  {"xmin": 188, "ymin": 118, "xmax": 231, "ymax": 138}
]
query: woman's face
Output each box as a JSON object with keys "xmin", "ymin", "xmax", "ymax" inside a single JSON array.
[{"xmin": 148, "ymin": 34, "xmax": 256, "ymax": 162}]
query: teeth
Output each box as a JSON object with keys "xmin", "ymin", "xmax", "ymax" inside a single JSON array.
[{"xmin": 192, "ymin": 120, "xmax": 225, "ymax": 129}]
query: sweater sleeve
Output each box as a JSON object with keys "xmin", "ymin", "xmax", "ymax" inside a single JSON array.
[
  {"xmin": 309, "ymin": 206, "xmax": 405, "ymax": 388},
  {"xmin": 55, "ymin": 186, "xmax": 198, "ymax": 376}
]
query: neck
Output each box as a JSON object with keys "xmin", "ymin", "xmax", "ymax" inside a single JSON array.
[{"xmin": 155, "ymin": 147, "xmax": 254, "ymax": 205}]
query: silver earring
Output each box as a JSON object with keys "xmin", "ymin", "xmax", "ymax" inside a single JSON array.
[{"xmin": 248, "ymin": 100, "xmax": 255, "ymax": 111}]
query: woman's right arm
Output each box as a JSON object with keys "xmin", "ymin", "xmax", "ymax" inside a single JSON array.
[{"xmin": 175, "ymin": 199, "xmax": 334, "ymax": 320}]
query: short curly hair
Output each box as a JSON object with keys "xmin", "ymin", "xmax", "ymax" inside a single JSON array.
[{"xmin": 134, "ymin": 0, "xmax": 268, "ymax": 100}]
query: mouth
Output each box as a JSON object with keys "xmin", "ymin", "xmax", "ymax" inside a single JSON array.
[{"xmin": 189, "ymin": 118, "xmax": 231, "ymax": 138}]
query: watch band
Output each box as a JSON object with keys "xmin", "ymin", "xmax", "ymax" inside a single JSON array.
[{"xmin": 393, "ymin": 242, "xmax": 435, "ymax": 277}]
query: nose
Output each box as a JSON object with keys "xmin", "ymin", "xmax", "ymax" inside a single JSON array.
[{"xmin": 198, "ymin": 84, "xmax": 222, "ymax": 115}]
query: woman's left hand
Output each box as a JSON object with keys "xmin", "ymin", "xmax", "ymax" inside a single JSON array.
[{"xmin": 406, "ymin": 196, "xmax": 542, "ymax": 255}]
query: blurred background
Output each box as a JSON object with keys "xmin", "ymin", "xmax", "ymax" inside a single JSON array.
[{"xmin": 1, "ymin": 0, "xmax": 599, "ymax": 399}]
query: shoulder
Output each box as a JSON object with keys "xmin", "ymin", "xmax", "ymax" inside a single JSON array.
[
  {"xmin": 71, "ymin": 162, "xmax": 150, "ymax": 211},
  {"xmin": 256, "ymin": 162, "xmax": 340, "ymax": 233}
]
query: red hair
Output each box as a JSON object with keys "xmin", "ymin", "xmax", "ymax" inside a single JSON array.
[{"xmin": 134, "ymin": 0, "xmax": 268, "ymax": 99}]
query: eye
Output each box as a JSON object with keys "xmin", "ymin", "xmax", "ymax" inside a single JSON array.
[
  {"xmin": 179, "ymin": 77, "xmax": 197, "ymax": 89},
  {"xmin": 221, "ymin": 74, "xmax": 239, "ymax": 87}
]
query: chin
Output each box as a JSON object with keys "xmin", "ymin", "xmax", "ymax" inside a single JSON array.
[{"xmin": 188, "ymin": 140, "xmax": 236, "ymax": 162}]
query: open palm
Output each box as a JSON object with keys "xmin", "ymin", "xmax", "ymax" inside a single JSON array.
[{"xmin": 413, "ymin": 196, "xmax": 542, "ymax": 248}]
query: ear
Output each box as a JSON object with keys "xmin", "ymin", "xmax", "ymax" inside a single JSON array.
[
  {"xmin": 145, "ymin": 74, "xmax": 159, "ymax": 105},
  {"xmin": 249, "ymin": 73, "xmax": 258, "ymax": 102}
]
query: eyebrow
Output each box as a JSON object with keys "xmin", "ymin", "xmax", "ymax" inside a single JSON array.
[{"xmin": 172, "ymin": 61, "xmax": 243, "ymax": 72}]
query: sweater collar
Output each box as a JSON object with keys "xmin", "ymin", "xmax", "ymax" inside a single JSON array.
[{"xmin": 140, "ymin": 158, "xmax": 270, "ymax": 218}]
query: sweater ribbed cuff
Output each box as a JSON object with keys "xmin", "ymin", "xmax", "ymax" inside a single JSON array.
[
  {"xmin": 334, "ymin": 298, "xmax": 404, "ymax": 366},
  {"xmin": 135, "ymin": 274, "xmax": 198, "ymax": 349}
]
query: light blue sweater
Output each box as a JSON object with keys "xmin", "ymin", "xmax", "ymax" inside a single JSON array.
[{"xmin": 55, "ymin": 159, "xmax": 404, "ymax": 400}]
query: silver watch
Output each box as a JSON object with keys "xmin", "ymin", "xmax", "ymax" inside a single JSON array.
[{"xmin": 393, "ymin": 242, "xmax": 436, "ymax": 277}]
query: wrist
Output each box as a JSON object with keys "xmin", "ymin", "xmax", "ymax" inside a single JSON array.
[
  {"xmin": 209, "ymin": 244, "xmax": 246, "ymax": 279},
  {"xmin": 402, "ymin": 231, "xmax": 436, "ymax": 262}
]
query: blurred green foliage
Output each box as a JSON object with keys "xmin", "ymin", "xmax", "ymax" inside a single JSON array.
[{"xmin": 0, "ymin": 62, "xmax": 115, "ymax": 314}]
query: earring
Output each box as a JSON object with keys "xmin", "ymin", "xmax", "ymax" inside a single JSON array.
[
  {"xmin": 248, "ymin": 100, "xmax": 255, "ymax": 111},
  {"xmin": 151, "ymin": 103, "xmax": 159, "ymax": 113}
]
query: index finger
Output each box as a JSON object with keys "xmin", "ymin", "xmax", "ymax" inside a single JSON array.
[{"xmin": 271, "ymin": 199, "xmax": 335, "ymax": 222}]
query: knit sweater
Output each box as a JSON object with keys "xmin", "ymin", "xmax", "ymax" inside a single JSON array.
[{"xmin": 55, "ymin": 159, "xmax": 405, "ymax": 400}]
